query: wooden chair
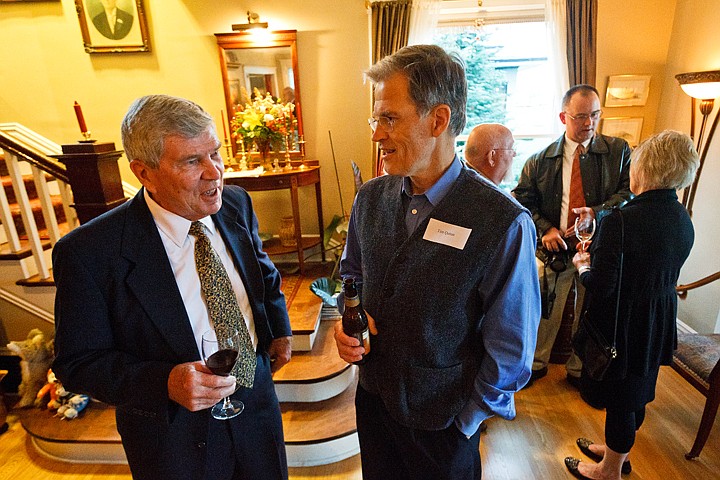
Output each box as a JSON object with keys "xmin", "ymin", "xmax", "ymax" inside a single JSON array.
[
  {"xmin": 674, "ymin": 271, "xmax": 720, "ymax": 459},
  {"xmin": 671, "ymin": 333, "xmax": 720, "ymax": 459}
]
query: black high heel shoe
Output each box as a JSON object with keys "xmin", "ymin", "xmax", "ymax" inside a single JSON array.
[{"xmin": 576, "ymin": 438, "xmax": 632, "ymax": 475}]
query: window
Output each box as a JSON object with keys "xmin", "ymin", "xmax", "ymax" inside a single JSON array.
[{"xmin": 433, "ymin": 0, "xmax": 559, "ymax": 190}]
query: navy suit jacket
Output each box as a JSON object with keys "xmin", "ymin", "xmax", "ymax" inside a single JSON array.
[{"xmin": 52, "ymin": 186, "xmax": 291, "ymax": 478}]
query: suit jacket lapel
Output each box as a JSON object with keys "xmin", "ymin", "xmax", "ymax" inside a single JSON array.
[{"xmin": 121, "ymin": 192, "xmax": 200, "ymax": 361}]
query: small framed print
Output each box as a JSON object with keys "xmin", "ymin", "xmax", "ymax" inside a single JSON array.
[
  {"xmin": 605, "ymin": 75, "xmax": 651, "ymax": 107},
  {"xmin": 75, "ymin": 0, "xmax": 151, "ymax": 53},
  {"xmin": 602, "ymin": 117, "xmax": 644, "ymax": 147}
]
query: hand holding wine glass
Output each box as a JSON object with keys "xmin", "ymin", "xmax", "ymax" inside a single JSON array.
[
  {"xmin": 202, "ymin": 328, "xmax": 244, "ymax": 420},
  {"xmin": 574, "ymin": 215, "xmax": 596, "ymax": 253}
]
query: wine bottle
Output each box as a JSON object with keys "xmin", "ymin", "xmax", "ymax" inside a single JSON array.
[{"xmin": 342, "ymin": 277, "xmax": 370, "ymax": 364}]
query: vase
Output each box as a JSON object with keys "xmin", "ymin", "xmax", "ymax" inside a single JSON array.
[
  {"xmin": 254, "ymin": 138, "xmax": 272, "ymax": 170},
  {"xmin": 279, "ymin": 216, "xmax": 297, "ymax": 247}
]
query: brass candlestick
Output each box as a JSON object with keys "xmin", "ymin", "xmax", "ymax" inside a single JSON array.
[
  {"xmin": 238, "ymin": 138, "xmax": 248, "ymax": 171},
  {"xmin": 283, "ymin": 134, "xmax": 293, "ymax": 171},
  {"xmin": 223, "ymin": 138, "xmax": 234, "ymax": 171},
  {"xmin": 297, "ymin": 135, "xmax": 307, "ymax": 169}
]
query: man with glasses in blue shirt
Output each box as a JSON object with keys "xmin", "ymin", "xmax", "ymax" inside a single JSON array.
[
  {"xmin": 513, "ymin": 84, "xmax": 632, "ymax": 391},
  {"xmin": 334, "ymin": 44, "xmax": 540, "ymax": 480}
]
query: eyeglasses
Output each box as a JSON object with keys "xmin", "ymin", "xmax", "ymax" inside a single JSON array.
[
  {"xmin": 368, "ymin": 116, "xmax": 397, "ymax": 133},
  {"xmin": 564, "ymin": 110, "xmax": 602, "ymax": 122},
  {"xmin": 494, "ymin": 147, "xmax": 517, "ymax": 157}
]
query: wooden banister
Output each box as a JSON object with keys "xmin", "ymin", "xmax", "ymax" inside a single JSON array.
[
  {"xmin": 677, "ymin": 271, "xmax": 720, "ymax": 299},
  {"xmin": 0, "ymin": 124, "xmax": 68, "ymax": 183}
]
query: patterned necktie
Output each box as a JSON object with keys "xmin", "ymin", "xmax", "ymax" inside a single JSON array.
[
  {"xmin": 567, "ymin": 144, "xmax": 586, "ymax": 229},
  {"xmin": 190, "ymin": 221, "xmax": 256, "ymax": 388}
]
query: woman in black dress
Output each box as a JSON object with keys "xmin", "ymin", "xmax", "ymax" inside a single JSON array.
[{"xmin": 564, "ymin": 130, "xmax": 699, "ymax": 480}]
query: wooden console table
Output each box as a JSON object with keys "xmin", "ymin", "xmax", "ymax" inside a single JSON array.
[{"xmin": 225, "ymin": 166, "xmax": 325, "ymax": 274}]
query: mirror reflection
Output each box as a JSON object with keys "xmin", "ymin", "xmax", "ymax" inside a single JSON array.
[
  {"xmin": 224, "ymin": 46, "xmax": 294, "ymax": 109},
  {"xmin": 215, "ymin": 30, "xmax": 304, "ymax": 159}
]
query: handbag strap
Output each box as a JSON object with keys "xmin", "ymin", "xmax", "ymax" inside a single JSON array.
[{"xmin": 610, "ymin": 209, "xmax": 625, "ymax": 356}]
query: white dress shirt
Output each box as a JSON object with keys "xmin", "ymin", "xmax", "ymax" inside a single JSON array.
[
  {"xmin": 560, "ymin": 135, "xmax": 591, "ymax": 233},
  {"xmin": 144, "ymin": 190, "xmax": 258, "ymax": 358}
]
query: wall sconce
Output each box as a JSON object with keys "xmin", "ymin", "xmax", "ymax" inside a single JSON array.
[
  {"xmin": 675, "ymin": 70, "xmax": 720, "ymax": 216},
  {"xmin": 232, "ymin": 11, "xmax": 269, "ymax": 31}
]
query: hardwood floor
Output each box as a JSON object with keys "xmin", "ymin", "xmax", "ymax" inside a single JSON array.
[{"xmin": 1, "ymin": 363, "xmax": 718, "ymax": 479}]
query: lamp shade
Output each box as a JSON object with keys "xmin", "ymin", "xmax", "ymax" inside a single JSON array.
[{"xmin": 676, "ymin": 70, "xmax": 720, "ymax": 99}]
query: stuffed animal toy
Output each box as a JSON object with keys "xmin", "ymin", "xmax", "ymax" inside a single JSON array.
[
  {"xmin": 36, "ymin": 369, "xmax": 69, "ymax": 410},
  {"xmin": 56, "ymin": 394, "xmax": 90, "ymax": 420},
  {"xmin": 6, "ymin": 329, "xmax": 55, "ymax": 408}
]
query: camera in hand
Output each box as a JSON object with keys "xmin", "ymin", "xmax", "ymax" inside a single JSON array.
[
  {"xmin": 342, "ymin": 277, "xmax": 370, "ymax": 365},
  {"xmin": 537, "ymin": 247, "xmax": 568, "ymax": 273}
]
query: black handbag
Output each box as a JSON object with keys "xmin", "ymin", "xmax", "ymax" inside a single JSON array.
[{"xmin": 572, "ymin": 210, "xmax": 624, "ymax": 381}]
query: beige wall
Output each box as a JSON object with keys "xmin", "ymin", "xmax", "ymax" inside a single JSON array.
[
  {"xmin": 654, "ymin": 0, "xmax": 720, "ymax": 333},
  {"xmin": 0, "ymin": 0, "xmax": 371, "ymax": 235},
  {"xmin": 596, "ymin": 0, "xmax": 677, "ymax": 142},
  {"xmin": 598, "ymin": 0, "xmax": 720, "ymax": 333}
]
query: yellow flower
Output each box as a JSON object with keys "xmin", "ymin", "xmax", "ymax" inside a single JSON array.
[{"xmin": 232, "ymin": 88, "xmax": 294, "ymax": 145}]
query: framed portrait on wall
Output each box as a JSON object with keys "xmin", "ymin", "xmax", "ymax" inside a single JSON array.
[
  {"xmin": 75, "ymin": 0, "xmax": 151, "ymax": 53},
  {"xmin": 602, "ymin": 117, "xmax": 644, "ymax": 147},
  {"xmin": 605, "ymin": 75, "xmax": 651, "ymax": 107}
]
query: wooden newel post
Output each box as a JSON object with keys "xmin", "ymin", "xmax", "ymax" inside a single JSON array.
[{"xmin": 53, "ymin": 141, "xmax": 127, "ymax": 225}]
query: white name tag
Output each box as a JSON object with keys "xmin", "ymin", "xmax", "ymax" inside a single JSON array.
[{"xmin": 423, "ymin": 218, "xmax": 471, "ymax": 250}]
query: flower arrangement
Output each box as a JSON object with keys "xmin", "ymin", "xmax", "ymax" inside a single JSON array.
[{"xmin": 232, "ymin": 88, "xmax": 295, "ymax": 156}]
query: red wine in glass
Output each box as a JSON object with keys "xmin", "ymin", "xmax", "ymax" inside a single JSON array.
[
  {"xmin": 206, "ymin": 349, "xmax": 239, "ymax": 376},
  {"xmin": 201, "ymin": 329, "xmax": 244, "ymax": 420}
]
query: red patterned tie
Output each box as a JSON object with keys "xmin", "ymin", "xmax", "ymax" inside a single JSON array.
[{"xmin": 567, "ymin": 144, "xmax": 586, "ymax": 228}]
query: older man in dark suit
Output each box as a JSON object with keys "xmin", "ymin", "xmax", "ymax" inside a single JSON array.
[{"xmin": 53, "ymin": 94, "xmax": 291, "ymax": 480}]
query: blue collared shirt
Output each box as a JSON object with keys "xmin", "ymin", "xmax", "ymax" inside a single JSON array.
[{"xmin": 340, "ymin": 157, "xmax": 540, "ymax": 436}]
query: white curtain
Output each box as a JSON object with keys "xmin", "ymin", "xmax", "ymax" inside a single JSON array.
[
  {"xmin": 545, "ymin": 0, "xmax": 570, "ymax": 135},
  {"xmin": 407, "ymin": 0, "xmax": 441, "ymax": 46}
]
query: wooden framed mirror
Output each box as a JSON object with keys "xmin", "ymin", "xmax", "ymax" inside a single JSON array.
[{"xmin": 215, "ymin": 29, "xmax": 304, "ymax": 159}]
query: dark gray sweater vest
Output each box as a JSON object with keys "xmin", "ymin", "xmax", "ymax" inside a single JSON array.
[{"xmin": 354, "ymin": 168, "xmax": 524, "ymax": 430}]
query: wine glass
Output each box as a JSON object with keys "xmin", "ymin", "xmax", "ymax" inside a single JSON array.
[
  {"xmin": 574, "ymin": 216, "xmax": 596, "ymax": 252},
  {"xmin": 201, "ymin": 329, "xmax": 244, "ymax": 420}
]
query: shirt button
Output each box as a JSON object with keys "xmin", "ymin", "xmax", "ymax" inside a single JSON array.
[
  {"xmin": 411, "ymin": 209, "xmax": 418, "ymax": 215},
  {"xmin": 196, "ymin": 442, "xmax": 206, "ymax": 449}
]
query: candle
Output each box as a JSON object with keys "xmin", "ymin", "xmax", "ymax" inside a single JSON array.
[
  {"xmin": 220, "ymin": 109, "xmax": 229, "ymax": 141},
  {"xmin": 73, "ymin": 101, "xmax": 88, "ymax": 134}
]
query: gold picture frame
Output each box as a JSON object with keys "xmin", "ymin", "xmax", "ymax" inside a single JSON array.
[
  {"xmin": 602, "ymin": 117, "xmax": 644, "ymax": 147},
  {"xmin": 75, "ymin": 0, "xmax": 151, "ymax": 53},
  {"xmin": 604, "ymin": 75, "xmax": 651, "ymax": 107}
]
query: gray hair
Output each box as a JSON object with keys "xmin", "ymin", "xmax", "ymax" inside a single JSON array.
[
  {"xmin": 561, "ymin": 84, "xmax": 600, "ymax": 110},
  {"xmin": 365, "ymin": 44, "xmax": 467, "ymax": 136},
  {"xmin": 630, "ymin": 130, "xmax": 699, "ymax": 191},
  {"xmin": 121, "ymin": 94, "xmax": 215, "ymax": 168}
]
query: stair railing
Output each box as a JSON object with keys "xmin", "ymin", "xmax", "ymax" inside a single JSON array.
[
  {"xmin": 0, "ymin": 123, "xmax": 139, "ymax": 283},
  {"xmin": 0, "ymin": 123, "xmax": 76, "ymax": 280},
  {"xmin": 677, "ymin": 271, "xmax": 720, "ymax": 299}
]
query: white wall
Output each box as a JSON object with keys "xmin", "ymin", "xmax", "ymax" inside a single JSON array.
[{"xmin": 0, "ymin": 0, "xmax": 371, "ymax": 236}]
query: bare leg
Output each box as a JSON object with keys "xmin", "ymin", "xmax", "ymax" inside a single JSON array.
[{"xmin": 577, "ymin": 446, "xmax": 628, "ymax": 480}]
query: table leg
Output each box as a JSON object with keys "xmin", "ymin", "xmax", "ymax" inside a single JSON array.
[
  {"xmin": 289, "ymin": 177, "xmax": 304, "ymax": 274},
  {"xmin": 315, "ymin": 180, "xmax": 325, "ymax": 263}
]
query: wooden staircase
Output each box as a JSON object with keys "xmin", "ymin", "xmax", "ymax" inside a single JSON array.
[
  {"xmin": 0, "ymin": 159, "xmax": 67, "ymax": 242},
  {"xmin": 0, "ymin": 153, "xmax": 64, "ymax": 263},
  {"xmin": 19, "ymin": 262, "xmax": 359, "ymax": 468}
]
